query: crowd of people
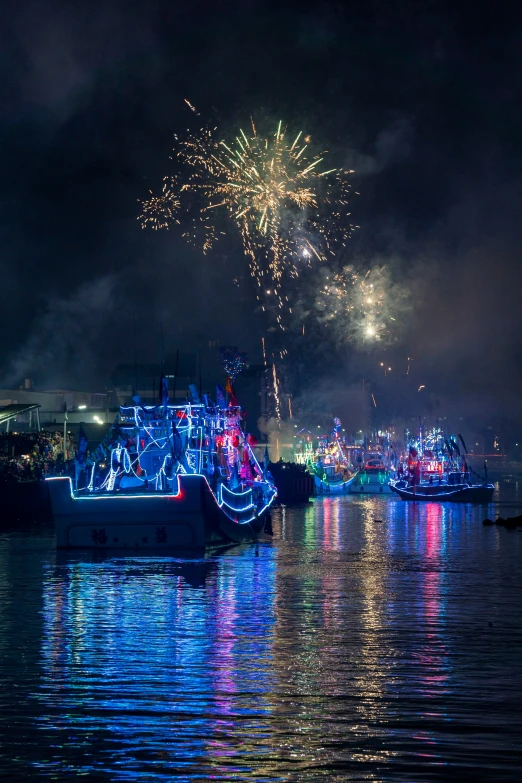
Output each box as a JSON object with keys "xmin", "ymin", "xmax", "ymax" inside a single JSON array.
[{"xmin": 0, "ymin": 431, "xmax": 77, "ymax": 483}]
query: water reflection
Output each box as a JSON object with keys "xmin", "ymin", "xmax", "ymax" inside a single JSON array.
[
  {"xmin": 1, "ymin": 490, "xmax": 518, "ymax": 780},
  {"xmin": 37, "ymin": 549, "xmax": 277, "ymax": 779}
]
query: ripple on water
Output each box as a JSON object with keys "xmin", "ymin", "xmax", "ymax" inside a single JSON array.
[{"xmin": 0, "ymin": 490, "xmax": 521, "ymax": 781}]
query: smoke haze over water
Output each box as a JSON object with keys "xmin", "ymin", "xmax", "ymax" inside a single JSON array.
[{"xmin": 0, "ymin": 0, "xmax": 521, "ymax": 430}]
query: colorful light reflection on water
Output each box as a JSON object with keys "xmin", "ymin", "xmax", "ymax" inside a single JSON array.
[{"xmin": 0, "ymin": 491, "xmax": 522, "ymax": 781}]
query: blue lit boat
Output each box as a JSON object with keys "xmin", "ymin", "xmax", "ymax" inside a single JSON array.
[{"xmin": 47, "ymin": 401, "xmax": 277, "ymax": 549}]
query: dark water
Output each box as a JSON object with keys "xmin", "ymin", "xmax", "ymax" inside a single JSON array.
[{"xmin": 1, "ymin": 481, "xmax": 522, "ymax": 781}]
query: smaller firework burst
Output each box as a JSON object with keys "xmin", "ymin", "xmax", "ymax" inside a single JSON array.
[
  {"xmin": 316, "ymin": 265, "xmax": 407, "ymax": 346},
  {"xmin": 220, "ymin": 345, "xmax": 248, "ymax": 381},
  {"xmin": 139, "ymin": 179, "xmax": 180, "ymax": 230}
]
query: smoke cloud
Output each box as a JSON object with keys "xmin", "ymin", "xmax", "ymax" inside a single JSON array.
[{"xmin": 1, "ymin": 276, "xmax": 117, "ymax": 390}]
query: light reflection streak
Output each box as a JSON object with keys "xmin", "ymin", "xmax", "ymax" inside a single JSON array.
[
  {"xmin": 418, "ymin": 504, "xmax": 450, "ymax": 698},
  {"xmin": 5, "ymin": 494, "xmax": 517, "ymax": 779},
  {"xmin": 35, "ymin": 551, "xmax": 277, "ymax": 779}
]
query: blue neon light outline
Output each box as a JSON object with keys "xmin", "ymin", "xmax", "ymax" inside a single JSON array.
[
  {"xmin": 50, "ymin": 402, "xmax": 277, "ymax": 523},
  {"xmin": 46, "ymin": 474, "xmax": 277, "ymax": 524}
]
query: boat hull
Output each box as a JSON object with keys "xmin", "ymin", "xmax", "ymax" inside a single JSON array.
[
  {"xmin": 269, "ymin": 462, "xmax": 314, "ymax": 505},
  {"xmin": 350, "ymin": 471, "xmax": 393, "ymax": 495},
  {"xmin": 390, "ymin": 481, "xmax": 495, "ymax": 503},
  {"xmin": 314, "ymin": 472, "xmax": 357, "ymax": 495},
  {"xmin": 0, "ymin": 479, "xmax": 52, "ymax": 520},
  {"xmin": 47, "ymin": 474, "xmax": 268, "ymax": 549}
]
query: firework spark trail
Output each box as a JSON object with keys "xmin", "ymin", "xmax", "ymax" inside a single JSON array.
[
  {"xmin": 316, "ymin": 265, "xmax": 407, "ymax": 345},
  {"xmin": 272, "ymin": 363, "xmax": 281, "ymax": 422},
  {"xmin": 139, "ymin": 110, "xmax": 355, "ymax": 327}
]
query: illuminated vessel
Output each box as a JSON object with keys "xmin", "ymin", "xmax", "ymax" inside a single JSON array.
[
  {"xmin": 350, "ymin": 451, "xmax": 393, "ymax": 495},
  {"xmin": 47, "ymin": 398, "xmax": 277, "ymax": 549},
  {"xmin": 313, "ymin": 460, "xmax": 357, "ymax": 495},
  {"xmin": 390, "ymin": 479, "xmax": 494, "ymax": 502},
  {"xmin": 389, "ymin": 433, "xmax": 494, "ymax": 503},
  {"xmin": 310, "ymin": 419, "xmax": 358, "ymax": 495}
]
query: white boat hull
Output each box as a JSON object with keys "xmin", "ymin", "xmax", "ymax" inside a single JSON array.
[
  {"xmin": 47, "ymin": 474, "xmax": 269, "ymax": 549},
  {"xmin": 350, "ymin": 472, "xmax": 393, "ymax": 494}
]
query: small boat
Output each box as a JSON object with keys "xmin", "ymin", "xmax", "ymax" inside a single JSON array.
[
  {"xmin": 47, "ymin": 396, "xmax": 276, "ymax": 549},
  {"xmin": 351, "ymin": 453, "xmax": 393, "ymax": 495},
  {"xmin": 390, "ymin": 477, "xmax": 494, "ymax": 503}
]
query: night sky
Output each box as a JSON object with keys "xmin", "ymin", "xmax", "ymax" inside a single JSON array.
[{"xmin": 1, "ymin": 0, "xmax": 521, "ymax": 425}]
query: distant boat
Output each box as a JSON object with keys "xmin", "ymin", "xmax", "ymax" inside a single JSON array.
[
  {"xmin": 314, "ymin": 468, "xmax": 357, "ymax": 495},
  {"xmin": 351, "ymin": 453, "xmax": 393, "ymax": 495},
  {"xmin": 293, "ymin": 417, "xmax": 358, "ymax": 495},
  {"xmin": 268, "ymin": 460, "xmax": 314, "ymax": 505},
  {"xmin": 47, "ymin": 399, "xmax": 276, "ymax": 549},
  {"xmin": 390, "ymin": 431, "xmax": 495, "ymax": 503},
  {"xmin": 390, "ymin": 478, "xmax": 494, "ymax": 503}
]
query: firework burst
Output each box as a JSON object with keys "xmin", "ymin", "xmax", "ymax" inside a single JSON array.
[
  {"xmin": 316, "ymin": 265, "xmax": 406, "ymax": 345},
  {"xmin": 220, "ymin": 345, "xmax": 248, "ymax": 381},
  {"xmin": 140, "ymin": 111, "xmax": 355, "ymax": 327},
  {"xmin": 140, "ymin": 183, "xmax": 180, "ymax": 230}
]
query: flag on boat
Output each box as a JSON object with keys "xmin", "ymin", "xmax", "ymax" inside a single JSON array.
[
  {"xmin": 225, "ymin": 377, "xmax": 238, "ymax": 407},
  {"xmin": 160, "ymin": 376, "xmax": 169, "ymax": 409},
  {"xmin": 216, "ymin": 383, "xmax": 226, "ymax": 407},
  {"xmin": 77, "ymin": 426, "xmax": 88, "ymax": 465},
  {"xmin": 241, "ymin": 445, "xmax": 253, "ymax": 482},
  {"xmin": 263, "ymin": 445, "xmax": 269, "ymax": 477},
  {"xmin": 229, "ymin": 462, "xmax": 240, "ymax": 490},
  {"xmin": 188, "ymin": 383, "xmax": 201, "ymax": 404},
  {"xmin": 171, "ymin": 419, "xmax": 183, "ymax": 461}
]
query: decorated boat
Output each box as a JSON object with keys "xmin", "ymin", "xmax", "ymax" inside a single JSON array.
[
  {"xmin": 350, "ymin": 451, "xmax": 393, "ymax": 495},
  {"xmin": 390, "ymin": 479, "xmax": 494, "ymax": 503},
  {"xmin": 389, "ymin": 430, "xmax": 494, "ymax": 503},
  {"xmin": 309, "ymin": 418, "xmax": 358, "ymax": 495},
  {"xmin": 47, "ymin": 391, "xmax": 277, "ymax": 549}
]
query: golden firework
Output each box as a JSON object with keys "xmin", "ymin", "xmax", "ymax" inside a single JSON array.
[
  {"xmin": 140, "ymin": 114, "xmax": 355, "ymax": 327},
  {"xmin": 316, "ymin": 266, "xmax": 397, "ymax": 344}
]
